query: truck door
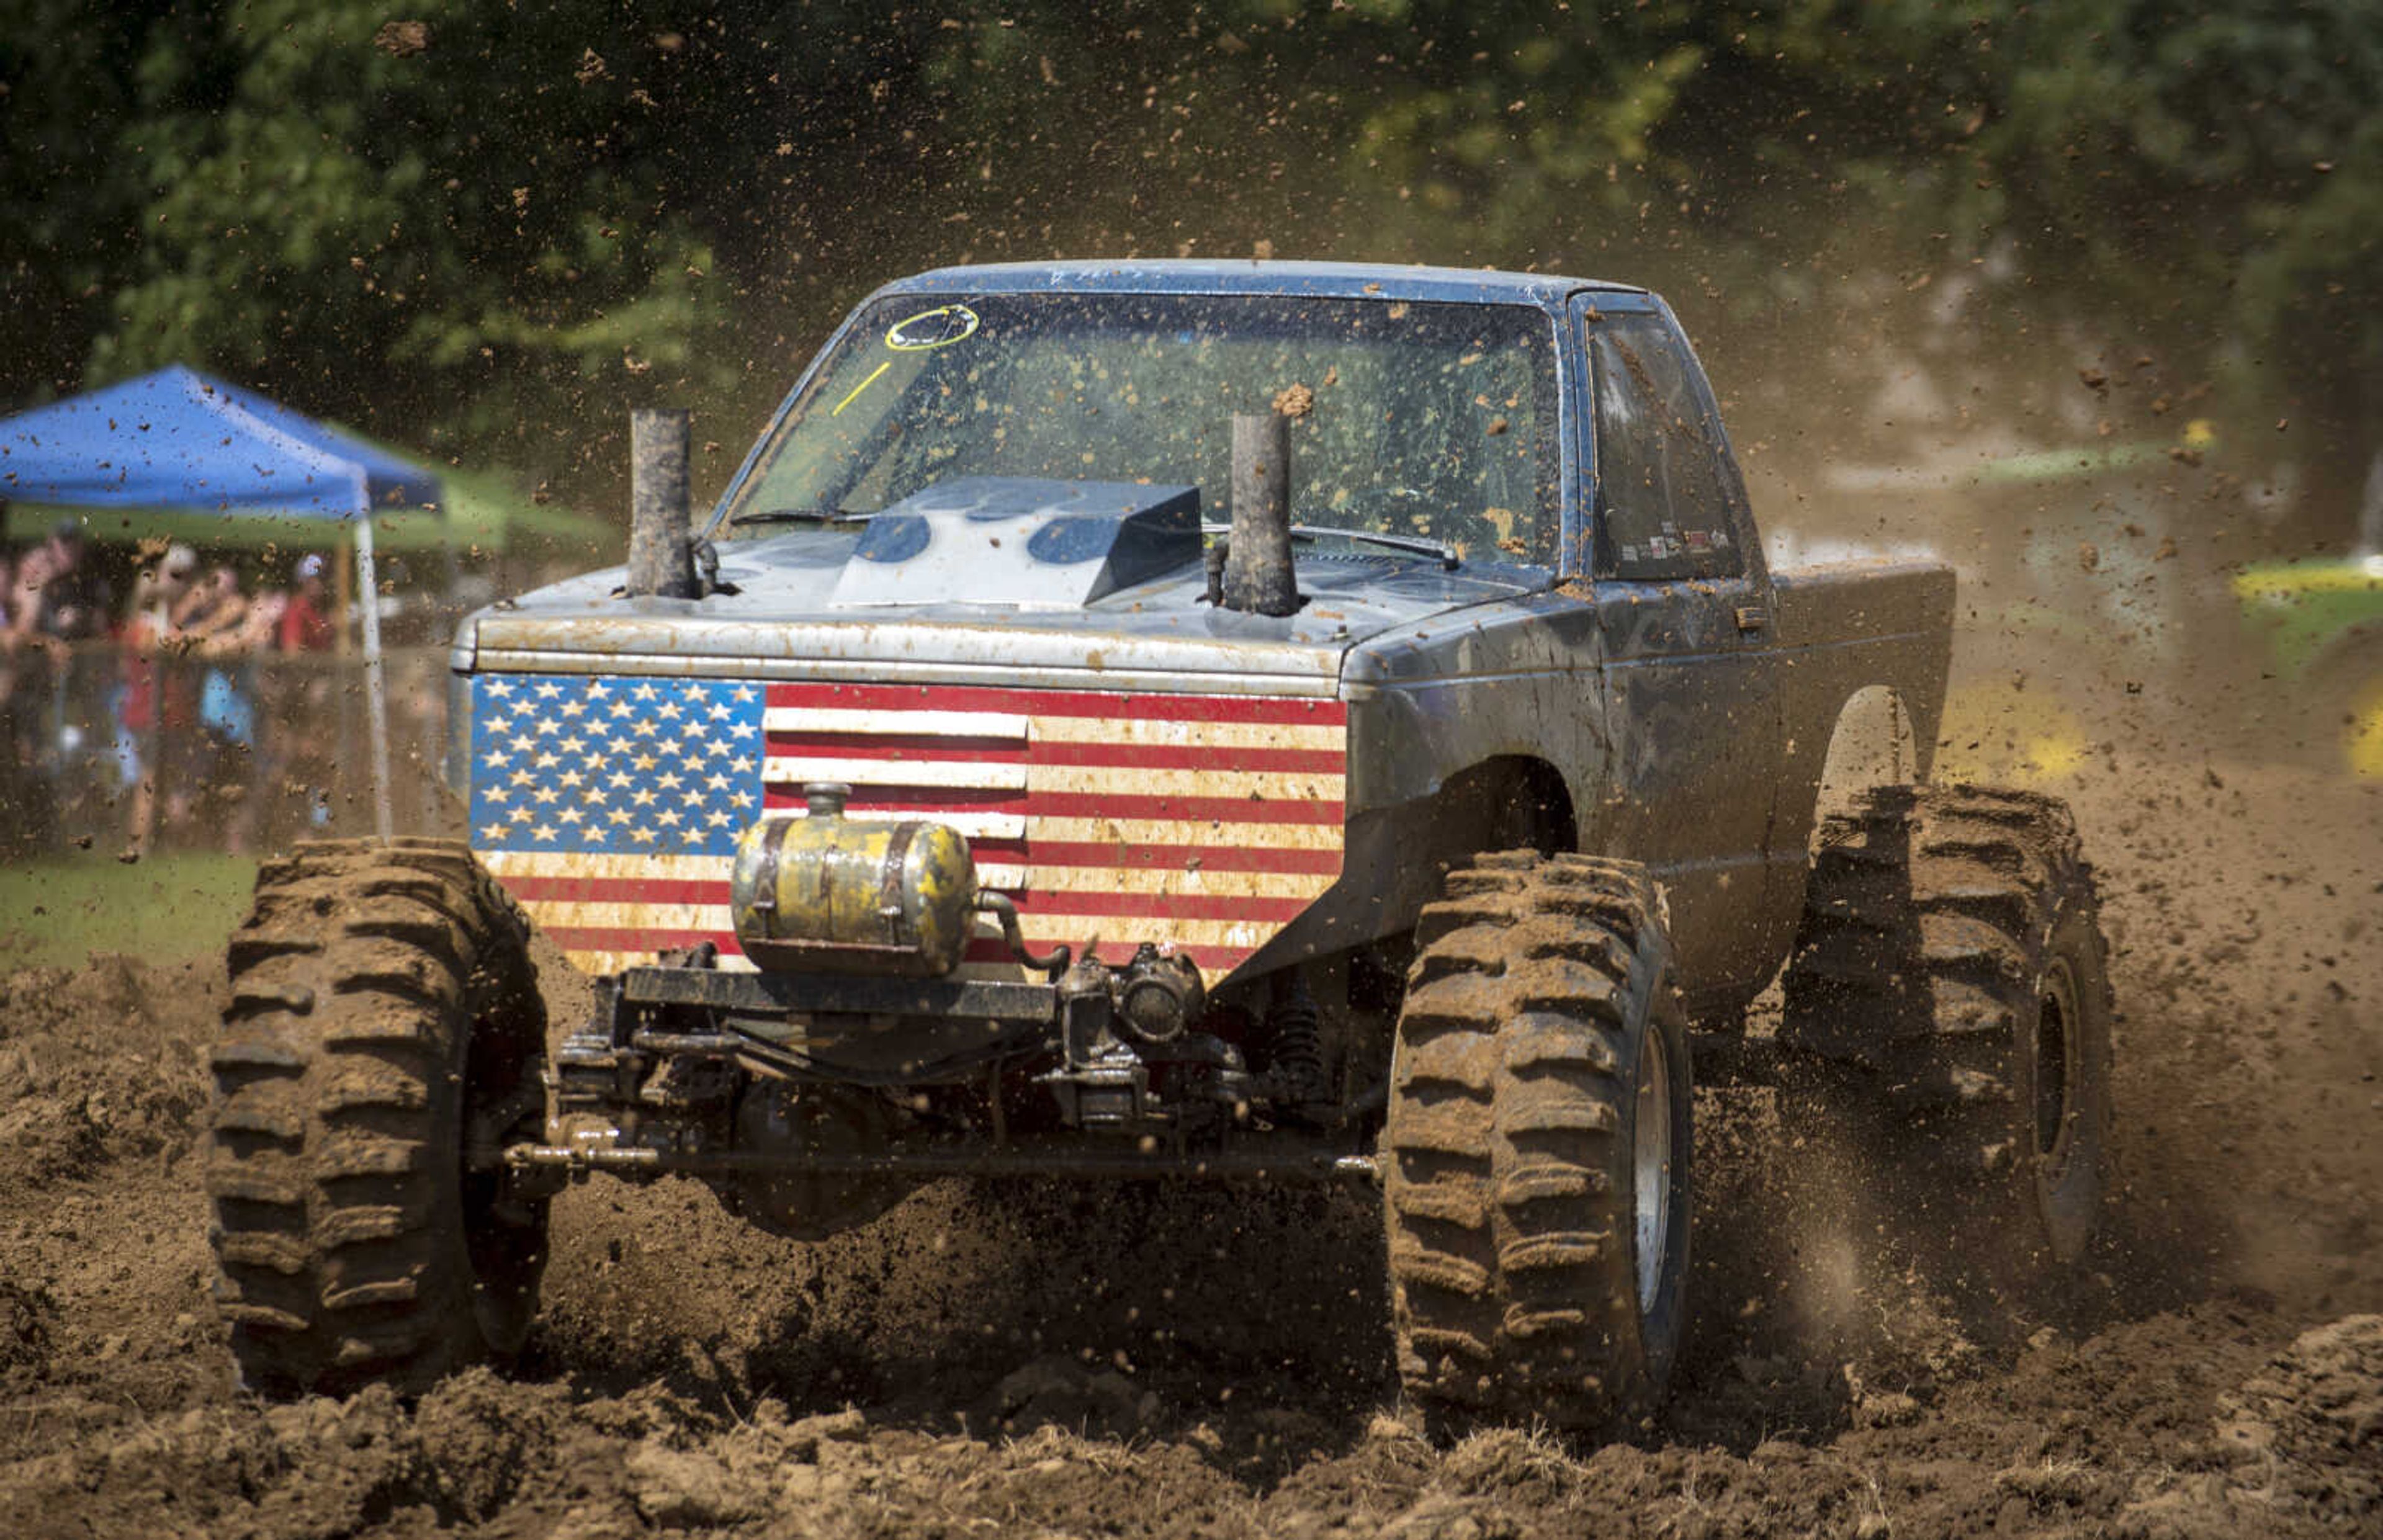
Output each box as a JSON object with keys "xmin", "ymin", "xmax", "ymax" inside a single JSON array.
[{"xmin": 1573, "ymin": 298, "xmax": 1784, "ymax": 1015}]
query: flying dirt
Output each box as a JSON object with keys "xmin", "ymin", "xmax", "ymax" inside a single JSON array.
[
  {"xmin": 2, "ymin": 748, "xmax": 2379, "ymax": 1536},
  {"xmin": 1, "ymin": 638, "xmax": 2379, "ymax": 1539},
  {"xmin": 4, "ymin": 262, "xmax": 2380, "ymax": 1537}
]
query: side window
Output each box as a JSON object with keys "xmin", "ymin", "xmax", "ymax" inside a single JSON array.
[{"xmin": 1587, "ymin": 313, "xmax": 1744, "ymax": 581}]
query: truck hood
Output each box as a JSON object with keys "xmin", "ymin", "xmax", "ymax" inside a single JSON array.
[{"xmin": 456, "ymin": 523, "xmax": 1546, "ymax": 697}]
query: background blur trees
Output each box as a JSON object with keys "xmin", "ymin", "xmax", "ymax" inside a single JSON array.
[{"xmin": 2, "ymin": 0, "xmax": 2376, "ymax": 545}]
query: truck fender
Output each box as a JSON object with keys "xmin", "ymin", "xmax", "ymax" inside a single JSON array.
[
  {"xmin": 1810, "ymin": 684, "xmax": 1921, "ymax": 830},
  {"xmin": 1267, "ymin": 756, "xmax": 1579, "ymax": 972}
]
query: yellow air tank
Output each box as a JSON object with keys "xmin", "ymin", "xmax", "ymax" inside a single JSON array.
[{"xmin": 729, "ymin": 782, "xmax": 979, "ymax": 976}]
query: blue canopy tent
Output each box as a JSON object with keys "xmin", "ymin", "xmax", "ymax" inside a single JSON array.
[{"xmin": 0, "ymin": 364, "xmax": 443, "ymax": 836}]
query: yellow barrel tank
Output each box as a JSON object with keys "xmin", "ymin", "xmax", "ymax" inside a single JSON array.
[{"xmin": 729, "ymin": 782, "xmax": 979, "ymax": 976}]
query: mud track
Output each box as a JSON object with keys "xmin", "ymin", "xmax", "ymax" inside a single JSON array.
[{"xmin": 2, "ymin": 759, "xmax": 2378, "ymax": 1537}]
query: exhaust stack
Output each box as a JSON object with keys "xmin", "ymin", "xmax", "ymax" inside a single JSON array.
[
  {"xmin": 625, "ymin": 407, "xmax": 699, "ymax": 599},
  {"xmin": 1223, "ymin": 410, "xmax": 1301, "ymax": 616}
]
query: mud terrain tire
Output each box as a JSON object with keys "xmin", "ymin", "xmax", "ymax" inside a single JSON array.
[
  {"xmin": 1384, "ymin": 851, "xmax": 1690, "ymax": 1435},
  {"xmin": 1780, "ymin": 784, "xmax": 2113, "ymax": 1274},
  {"xmin": 207, "ymin": 838, "xmax": 549, "ymax": 1397}
]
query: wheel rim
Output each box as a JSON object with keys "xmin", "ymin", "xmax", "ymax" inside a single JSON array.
[
  {"xmin": 1634, "ymin": 1029, "xmax": 1673, "ymax": 1314},
  {"xmin": 2034, "ymin": 957, "xmax": 2081, "ymax": 1178}
]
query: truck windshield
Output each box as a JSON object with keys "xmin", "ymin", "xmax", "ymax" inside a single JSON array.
[{"xmin": 717, "ymin": 291, "xmax": 1559, "ymax": 563}]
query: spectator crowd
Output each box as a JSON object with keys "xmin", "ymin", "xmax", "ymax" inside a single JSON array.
[{"xmin": 1, "ymin": 524, "xmax": 338, "ymax": 854}]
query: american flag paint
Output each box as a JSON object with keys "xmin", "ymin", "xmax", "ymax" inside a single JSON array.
[{"xmin": 470, "ymin": 673, "xmax": 1348, "ymax": 983}]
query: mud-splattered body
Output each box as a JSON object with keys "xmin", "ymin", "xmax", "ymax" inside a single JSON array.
[
  {"xmin": 205, "ymin": 261, "xmax": 2022, "ymax": 1427},
  {"xmin": 451, "ymin": 261, "xmax": 1955, "ymax": 1022}
]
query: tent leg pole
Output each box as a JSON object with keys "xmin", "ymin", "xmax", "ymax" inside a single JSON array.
[{"xmin": 354, "ymin": 519, "xmax": 394, "ymax": 841}]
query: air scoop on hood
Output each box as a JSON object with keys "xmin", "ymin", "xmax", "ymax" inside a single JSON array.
[{"xmin": 830, "ymin": 475, "xmax": 1201, "ymax": 610}]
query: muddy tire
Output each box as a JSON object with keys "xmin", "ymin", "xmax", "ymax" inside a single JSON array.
[
  {"xmin": 1383, "ymin": 851, "xmax": 1690, "ymax": 1435},
  {"xmin": 207, "ymin": 838, "xmax": 550, "ymax": 1397},
  {"xmin": 1780, "ymin": 785, "xmax": 2114, "ymax": 1276}
]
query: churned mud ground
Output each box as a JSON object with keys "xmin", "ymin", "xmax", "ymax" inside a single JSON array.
[{"xmin": 2, "ymin": 751, "xmax": 2378, "ymax": 1536}]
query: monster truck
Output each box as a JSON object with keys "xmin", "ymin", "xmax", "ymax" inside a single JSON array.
[{"xmin": 205, "ymin": 261, "xmax": 2116, "ymax": 1433}]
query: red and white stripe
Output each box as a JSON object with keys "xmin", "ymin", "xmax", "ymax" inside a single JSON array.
[{"xmin": 490, "ymin": 683, "xmax": 1348, "ymax": 983}]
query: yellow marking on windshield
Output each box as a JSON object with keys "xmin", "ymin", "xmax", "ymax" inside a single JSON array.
[
  {"xmin": 832, "ymin": 360, "xmax": 891, "ymax": 417},
  {"xmin": 886, "ymin": 303, "xmax": 981, "ymax": 351}
]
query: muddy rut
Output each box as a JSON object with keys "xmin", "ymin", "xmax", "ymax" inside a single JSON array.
[{"xmin": 2, "ymin": 755, "xmax": 2378, "ymax": 1538}]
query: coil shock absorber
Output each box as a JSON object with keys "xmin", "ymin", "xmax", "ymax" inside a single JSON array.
[{"xmin": 1263, "ymin": 969, "xmax": 1328, "ymax": 1104}]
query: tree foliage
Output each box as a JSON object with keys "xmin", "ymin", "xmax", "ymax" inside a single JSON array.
[{"xmin": 2, "ymin": 0, "xmax": 2375, "ymax": 533}]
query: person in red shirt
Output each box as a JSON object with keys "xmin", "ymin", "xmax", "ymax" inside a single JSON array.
[
  {"xmin": 278, "ymin": 552, "xmax": 334, "ymax": 653},
  {"xmin": 115, "ymin": 544, "xmax": 197, "ymax": 854},
  {"xmin": 266, "ymin": 552, "xmax": 339, "ymax": 834}
]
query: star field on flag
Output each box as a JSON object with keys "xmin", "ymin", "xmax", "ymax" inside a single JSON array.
[{"xmin": 469, "ymin": 674, "xmax": 763, "ymax": 856}]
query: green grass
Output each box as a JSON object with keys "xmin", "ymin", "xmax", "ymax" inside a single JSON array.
[{"xmin": 0, "ymin": 852, "xmax": 259, "ymax": 972}]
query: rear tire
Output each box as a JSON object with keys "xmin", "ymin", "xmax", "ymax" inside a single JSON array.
[
  {"xmin": 1780, "ymin": 785, "xmax": 2114, "ymax": 1280},
  {"xmin": 207, "ymin": 838, "xmax": 550, "ymax": 1397},
  {"xmin": 1383, "ymin": 851, "xmax": 1690, "ymax": 1435}
]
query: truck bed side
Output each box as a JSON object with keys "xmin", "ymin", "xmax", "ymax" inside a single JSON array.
[{"xmin": 1768, "ymin": 558, "xmax": 1956, "ymax": 864}]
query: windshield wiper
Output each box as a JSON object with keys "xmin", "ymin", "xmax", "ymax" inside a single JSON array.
[
  {"xmin": 726, "ymin": 507, "xmax": 874, "ymax": 528},
  {"xmin": 1203, "ymin": 521, "xmax": 1461, "ymax": 570},
  {"xmin": 1294, "ymin": 524, "xmax": 1463, "ymax": 570}
]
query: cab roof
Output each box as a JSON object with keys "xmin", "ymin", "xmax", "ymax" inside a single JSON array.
[{"xmin": 873, "ymin": 259, "xmax": 1645, "ymax": 310}]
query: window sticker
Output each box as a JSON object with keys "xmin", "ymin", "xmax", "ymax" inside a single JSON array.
[{"xmin": 884, "ymin": 303, "xmax": 981, "ymax": 352}]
